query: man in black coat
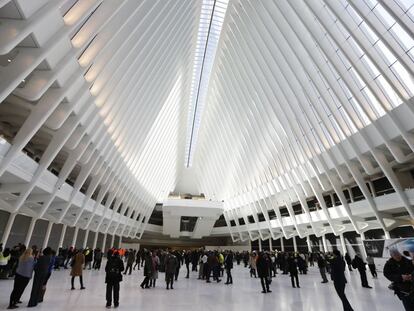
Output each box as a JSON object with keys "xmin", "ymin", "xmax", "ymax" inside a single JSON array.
[
  {"xmin": 352, "ymin": 254, "xmax": 372, "ymax": 288},
  {"xmin": 256, "ymin": 252, "xmax": 271, "ymax": 293},
  {"xmin": 124, "ymin": 249, "xmax": 134, "ymax": 275},
  {"xmin": 140, "ymin": 251, "xmax": 153, "ymax": 289},
  {"xmin": 28, "ymin": 247, "xmax": 52, "ymax": 308},
  {"xmin": 224, "ymin": 251, "xmax": 234, "ymax": 285},
  {"xmin": 384, "ymin": 248, "xmax": 414, "ymax": 311},
  {"xmin": 288, "ymin": 253, "xmax": 300, "ymax": 288},
  {"xmin": 165, "ymin": 253, "xmax": 178, "ymax": 290},
  {"xmin": 330, "ymin": 250, "xmax": 354, "ymax": 311},
  {"xmin": 318, "ymin": 254, "xmax": 329, "ymax": 283},
  {"xmin": 184, "ymin": 251, "xmax": 190, "ymax": 278},
  {"xmin": 105, "ymin": 251, "xmax": 124, "ymax": 308}
]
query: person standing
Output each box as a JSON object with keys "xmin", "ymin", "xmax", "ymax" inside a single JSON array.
[
  {"xmin": 149, "ymin": 251, "xmax": 160, "ymax": 287},
  {"xmin": 27, "ymin": 247, "xmax": 52, "ymax": 308},
  {"xmin": 352, "ymin": 254, "xmax": 372, "ymax": 288},
  {"xmin": 165, "ymin": 253, "xmax": 178, "ymax": 290},
  {"xmin": 93, "ymin": 248, "xmax": 103, "ymax": 270},
  {"xmin": 384, "ymin": 248, "xmax": 414, "ymax": 310},
  {"xmin": 70, "ymin": 250, "xmax": 85, "ymax": 290},
  {"xmin": 84, "ymin": 248, "xmax": 93, "ymax": 270},
  {"xmin": 288, "ymin": 253, "xmax": 300, "ymax": 288},
  {"xmin": 224, "ymin": 251, "xmax": 233, "ymax": 285},
  {"xmin": 256, "ymin": 252, "xmax": 272, "ymax": 293},
  {"xmin": 318, "ymin": 254, "xmax": 329, "ymax": 283},
  {"xmin": 8, "ymin": 248, "xmax": 34, "ymax": 309},
  {"xmin": 105, "ymin": 251, "xmax": 124, "ymax": 308},
  {"xmin": 330, "ymin": 250, "xmax": 354, "ymax": 311},
  {"xmin": 249, "ymin": 252, "xmax": 257, "ymax": 278},
  {"xmin": 174, "ymin": 250, "xmax": 182, "ymax": 281},
  {"xmin": 366, "ymin": 255, "xmax": 377, "ymax": 278},
  {"xmin": 199, "ymin": 252, "xmax": 207, "ymax": 280}
]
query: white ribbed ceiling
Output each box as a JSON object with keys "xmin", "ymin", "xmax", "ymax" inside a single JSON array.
[{"xmin": 0, "ymin": 0, "xmax": 413, "ymax": 241}]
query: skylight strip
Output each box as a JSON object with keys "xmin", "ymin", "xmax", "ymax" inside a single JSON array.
[{"xmin": 185, "ymin": 0, "xmax": 229, "ymax": 168}]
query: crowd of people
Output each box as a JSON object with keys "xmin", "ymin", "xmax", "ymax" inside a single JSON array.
[{"xmin": 0, "ymin": 242, "xmax": 413, "ymax": 310}]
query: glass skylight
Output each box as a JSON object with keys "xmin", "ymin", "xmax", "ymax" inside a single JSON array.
[{"xmin": 185, "ymin": 0, "xmax": 229, "ymax": 167}]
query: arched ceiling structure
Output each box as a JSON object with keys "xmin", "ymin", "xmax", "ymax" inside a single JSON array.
[{"xmin": 0, "ymin": 0, "xmax": 413, "ymax": 243}]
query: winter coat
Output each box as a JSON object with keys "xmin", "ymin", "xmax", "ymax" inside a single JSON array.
[
  {"xmin": 384, "ymin": 256, "xmax": 414, "ymax": 297},
  {"xmin": 352, "ymin": 256, "xmax": 366, "ymax": 271},
  {"xmin": 288, "ymin": 257, "xmax": 299, "ymax": 274},
  {"xmin": 249, "ymin": 255, "xmax": 257, "ymax": 269},
  {"xmin": 70, "ymin": 253, "xmax": 85, "ymax": 276},
  {"xmin": 330, "ymin": 256, "xmax": 347, "ymax": 284},
  {"xmin": 256, "ymin": 255, "xmax": 270, "ymax": 278},
  {"xmin": 105, "ymin": 256, "xmax": 124, "ymax": 284},
  {"xmin": 127, "ymin": 252, "xmax": 135, "ymax": 265},
  {"xmin": 225, "ymin": 253, "xmax": 233, "ymax": 270},
  {"xmin": 143, "ymin": 254, "xmax": 153, "ymax": 277},
  {"xmin": 165, "ymin": 255, "xmax": 178, "ymax": 275}
]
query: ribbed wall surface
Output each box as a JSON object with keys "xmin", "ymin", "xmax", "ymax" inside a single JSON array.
[
  {"xmin": 194, "ymin": 0, "xmax": 414, "ymax": 241},
  {"xmin": 0, "ymin": 0, "xmax": 199, "ymax": 241},
  {"xmin": 0, "ymin": 0, "xmax": 413, "ymax": 245}
]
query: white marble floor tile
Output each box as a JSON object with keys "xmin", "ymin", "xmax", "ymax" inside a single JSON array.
[{"xmin": 0, "ymin": 263, "xmax": 402, "ymax": 310}]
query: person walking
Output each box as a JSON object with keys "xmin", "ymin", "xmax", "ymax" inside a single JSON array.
[
  {"xmin": 70, "ymin": 250, "xmax": 85, "ymax": 290},
  {"xmin": 330, "ymin": 250, "xmax": 354, "ymax": 311},
  {"xmin": 352, "ymin": 254, "xmax": 372, "ymax": 288},
  {"xmin": 140, "ymin": 251, "xmax": 153, "ymax": 289},
  {"xmin": 366, "ymin": 255, "xmax": 377, "ymax": 278},
  {"xmin": 105, "ymin": 251, "xmax": 124, "ymax": 308},
  {"xmin": 27, "ymin": 247, "xmax": 52, "ymax": 308},
  {"xmin": 256, "ymin": 252, "xmax": 272, "ymax": 293},
  {"xmin": 8, "ymin": 248, "xmax": 34, "ymax": 309},
  {"xmin": 133, "ymin": 250, "xmax": 140, "ymax": 271},
  {"xmin": 165, "ymin": 253, "xmax": 178, "ymax": 290},
  {"xmin": 384, "ymin": 248, "xmax": 414, "ymax": 310},
  {"xmin": 124, "ymin": 249, "xmax": 134, "ymax": 275},
  {"xmin": 318, "ymin": 254, "xmax": 329, "ymax": 283}
]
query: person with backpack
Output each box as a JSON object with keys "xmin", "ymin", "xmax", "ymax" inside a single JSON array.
[
  {"xmin": 352, "ymin": 254, "xmax": 372, "ymax": 288},
  {"xmin": 105, "ymin": 250, "xmax": 124, "ymax": 308}
]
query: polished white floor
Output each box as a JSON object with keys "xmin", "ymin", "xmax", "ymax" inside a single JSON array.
[{"xmin": 0, "ymin": 263, "xmax": 402, "ymax": 310}]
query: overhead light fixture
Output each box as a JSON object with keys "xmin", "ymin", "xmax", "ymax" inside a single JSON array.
[{"xmin": 185, "ymin": 0, "xmax": 229, "ymax": 167}]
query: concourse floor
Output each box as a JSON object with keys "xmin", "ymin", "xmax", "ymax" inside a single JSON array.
[{"xmin": 0, "ymin": 263, "xmax": 400, "ymax": 310}]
